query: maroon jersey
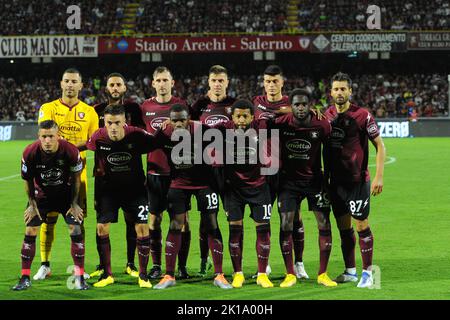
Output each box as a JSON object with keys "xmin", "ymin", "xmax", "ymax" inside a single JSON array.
[
  {"xmin": 94, "ymin": 100, "xmax": 145, "ymax": 128},
  {"xmin": 21, "ymin": 140, "xmax": 82, "ymax": 201},
  {"xmin": 154, "ymin": 122, "xmax": 212, "ymax": 189},
  {"xmin": 273, "ymin": 113, "xmax": 331, "ymax": 183},
  {"xmin": 191, "ymin": 95, "xmax": 235, "ymax": 125},
  {"xmin": 86, "ymin": 126, "xmax": 156, "ymax": 188},
  {"xmin": 141, "ymin": 96, "xmax": 187, "ymax": 175},
  {"xmin": 252, "ymin": 95, "xmax": 290, "ymax": 120},
  {"xmin": 215, "ymin": 120, "xmax": 268, "ymax": 189},
  {"xmin": 325, "ymin": 104, "xmax": 380, "ymax": 183}
]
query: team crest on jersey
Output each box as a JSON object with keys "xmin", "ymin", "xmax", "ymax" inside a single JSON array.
[
  {"xmin": 127, "ymin": 144, "xmax": 133, "ymax": 149},
  {"xmin": 310, "ymin": 131, "xmax": 319, "ymax": 139},
  {"xmin": 78, "ymin": 112, "xmax": 85, "ymax": 119},
  {"xmin": 57, "ymin": 160, "xmax": 65, "ymax": 166},
  {"xmin": 344, "ymin": 119, "xmax": 350, "ymax": 126}
]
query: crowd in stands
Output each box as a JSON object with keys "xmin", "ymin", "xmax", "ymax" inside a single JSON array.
[
  {"xmin": 298, "ymin": 0, "xmax": 450, "ymax": 31},
  {"xmin": 1, "ymin": 0, "xmax": 449, "ymax": 35},
  {"xmin": 1, "ymin": 74, "xmax": 447, "ymax": 121}
]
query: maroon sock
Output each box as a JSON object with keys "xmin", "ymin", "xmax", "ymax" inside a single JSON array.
[
  {"xmin": 70, "ymin": 234, "xmax": 85, "ymax": 276},
  {"xmin": 165, "ymin": 229, "xmax": 182, "ymax": 276},
  {"xmin": 137, "ymin": 236, "xmax": 151, "ymax": 276},
  {"xmin": 98, "ymin": 235, "xmax": 112, "ymax": 276},
  {"xmin": 358, "ymin": 227, "xmax": 374, "ymax": 270},
  {"xmin": 199, "ymin": 229, "xmax": 209, "ymax": 261},
  {"xmin": 228, "ymin": 225, "xmax": 243, "ymax": 273},
  {"xmin": 279, "ymin": 230, "xmax": 294, "ymax": 275},
  {"xmin": 339, "ymin": 228, "xmax": 356, "ymax": 269},
  {"xmin": 149, "ymin": 229, "xmax": 162, "ymax": 266},
  {"xmin": 208, "ymin": 228, "xmax": 224, "ymax": 274},
  {"xmin": 256, "ymin": 225, "xmax": 271, "ymax": 273},
  {"xmin": 178, "ymin": 230, "xmax": 191, "ymax": 269},
  {"xmin": 292, "ymin": 221, "xmax": 305, "ymax": 263},
  {"xmin": 318, "ymin": 229, "xmax": 332, "ymax": 274},
  {"xmin": 95, "ymin": 233, "xmax": 103, "ymax": 268},
  {"xmin": 21, "ymin": 235, "xmax": 36, "ymax": 277},
  {"xmin": 125, "ymin": 220, "xmax": 137, "ymax": 265}
]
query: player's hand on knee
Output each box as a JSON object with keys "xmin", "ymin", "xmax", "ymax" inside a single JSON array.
[
  {"xmin": 24, "ymin": 205, "xmax": 41, "ymax": 224},
  {"xmin": 66, "ymin": 204, "xmax": 84, "ymax": 223}
]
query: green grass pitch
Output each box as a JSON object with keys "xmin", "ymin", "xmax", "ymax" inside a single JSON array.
[{"xmin": 0, "ymin": 138, "xmax": 449, "ymax": 300}]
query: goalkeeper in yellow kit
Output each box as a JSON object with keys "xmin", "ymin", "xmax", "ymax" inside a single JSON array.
[{"xmin": 35, "ymin": 68, "xmax": 98, "ymax": 280}]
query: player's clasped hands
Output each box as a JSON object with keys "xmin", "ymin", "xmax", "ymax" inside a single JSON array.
[
  {"xmin": 66, "ymin": 205, "xmax": 84, "ymax": 223},
  {"xmin": 24, "ymin": 205, "xmax": 42, "ymax": 224}
]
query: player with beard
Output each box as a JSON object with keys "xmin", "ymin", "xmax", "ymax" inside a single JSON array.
[
  {"xmin": 252, "ymin": 65, "xmax": 308, "ymax": 280},
  {"xmin": 324, "ymin": 72, "xmax": 386, "ymax": 288},
  {"xmin": 90, "ymin": 73, "xmax": 145, "ymax": 279},
  {"xmin": 141, "ymin": 67, "xmax": 191, "ymax": 280},
  {"xmin": 190, "ymin": 65, "xmax": 235, "ymax": 277}
]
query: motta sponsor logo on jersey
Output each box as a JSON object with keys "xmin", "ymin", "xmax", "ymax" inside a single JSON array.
[
  {"xmin": 151, "ymin": 117, "xmax": 169, "ymax": 130},
  {"xmin": 233, "ymin": 147, "xmax": 257, "ymax": 160},
  {"xmin": 107, "ymin": 152, "xmax": 132, "ymax": 166},
  {"xmin": 286, "ymin": 139, "xmax": 311, "ymax": 153},
  {"xmin": 59, "ymin": 121, "xmax": 82, "ymax": 134},
  {"xmin": 41, "ymin": 168, "xmax": 63, "ymax": 181},
  {"xmin": 331, "ymin": 127, "xmax": 345, "ymax": 139},
  {"xmin": 205, "ymin": 115, "xmax": 229, "ymax": 126}
]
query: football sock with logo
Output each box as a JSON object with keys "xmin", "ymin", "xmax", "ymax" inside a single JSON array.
[
  {"xmin": 165, "ymin": 229, "xmax": 182, "ymax": 277},
  {"xmin": 21, "ymin": 235, "xmax": 36, "ymax": 277},
  {"xmin": 279, "ymin": 230, "xmax": 295, "ymax": 275},
  {"xmin": 229, "ymin": 225, "xmax": 243, "ymax": 273},
  {"xmin": 318, "ymin": 229, "xmax": 332, "ymax": 274},
  {"xmin": 358, "ymin": 227, "xmax": 374, "ymax": 271},
  {"xmin": 70, "ymin": 234, "xmax": 85, "ymax": 276},
  {"xmin": 208, "ymin": 228, "xmax": 224, "ymax": 274},
  {"xmin": 137, "ymin": 236, "xmax": 151, "ymax": 276},
  {"xmin": 256, "ymin": 225, "xmax": 271, "ymax": 273},
  {"xmin": 149, "ymin": 229, "xmax": 162, "ymax": 266}
]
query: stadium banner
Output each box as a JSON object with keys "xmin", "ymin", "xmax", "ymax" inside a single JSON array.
[
  {"xmin": 0, "ymin": 36, "xmax": 98, "ymax": 58},
  {"xmin": 311, "ymin": 33, "xmax": 407, "ymax": 53},
  {"xmin": 408, "ymin": 32, "xmax": 450, "ymax": 50},
  {"xmin": 99, "ymin": 36, "xmax": 311, "ymax": 54}
]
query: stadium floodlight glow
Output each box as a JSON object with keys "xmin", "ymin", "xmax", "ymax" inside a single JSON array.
[
  {"xmin": 368, "ymin": 52, "xmax": 378, "ymax": 60},
  {"xmin": 265, "ymin": 51, "xmax": 276, "ymax": 61},
  {"xmin": 152, "ymin": 53, "xmax": 162, "ymax": 62},
  {"xmin": 380, "ymin": 52, "xmax": 390, "ymax": 60},
  {"xmin": 253, "ymin": 51, "xmax": 263, "ymax": 61},
  {"xmin": 9, "ymin": 59, "xmax": 14, "ymax": 64}
]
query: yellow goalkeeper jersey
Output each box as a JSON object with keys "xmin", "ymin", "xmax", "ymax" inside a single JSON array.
[{"xmin": 38, "ymin": 99, "xmax": 99, "ymax": 159}]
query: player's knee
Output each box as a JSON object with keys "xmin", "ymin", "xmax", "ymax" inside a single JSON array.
[
  {"xmin": 25, "ymin": 227, "xmax": 38, "ymax": 236},
  {"xmin": 336, "ymin": 214, "xmax": 352, "ymax": 230},
  {"xmin": 69, "ymin": 224, "xmax": 82, "ymax": 236},
  {"xmin": 135, "ymin": 224, "xmax": 149, "ymax": 237},
  {"xmin": 97, "ymin": 224, "xmax": 109, "ymax": 236},
  {"xmin": 355, "ymin": 219, "xmax": 369, "ymax": 232},
  {"xmin": 169, "ymin": 217, "xmax": 184, "ymax": 231},
  {"xmin": 149, "ymin": 213, "xmax": 162, "ymax": 230}
]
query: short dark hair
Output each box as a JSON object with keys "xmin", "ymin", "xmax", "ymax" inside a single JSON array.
[
  {"xmin": 331, "ymin": 72, "xmax": 352, "ymax": 88},
  {"xmin": 289, "ymin": 88, "xmax": 311, "ymax": 104},
  {"xmin": 170, "ymin": 103, "xmax": 189, "ymax": 114},
  {"xmin": 264, "ymin": 65, "xmax": 283, "ymax": 77},
  {"xmin": 104, "ymin": 104, "xmax": 125, "ymax": 116},
  {"xmin": 62, "ymin": 68, "xmax": 82, "ymax": 81},
  {"xmin": 39, "ymin": 120, "xmax": 58, "ymax": 130},
  {"xmin": 106, "ymin": 72, "xmax": 126, "ymax": 83},
  {"xmin": 209, "ymin": 65, "xmax": 228, "ymax": 76},
  {"xmin": 153, "ymin": 66, "xmax": 173, "ymax": 79},
  {"xmin": 231, "ymin": 99, "xmax": 254, "ymax": 115}
]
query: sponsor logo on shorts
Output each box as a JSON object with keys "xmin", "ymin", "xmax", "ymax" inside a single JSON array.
[
  {"xmin": 204, "ymin": 115, "xmax": 229, "ymax": 126},
  {"xmin": 150, "ymin": 117, "xmax": 169, "ymax": 130},
  {"xmin": 107, "ymin": 152, "xmax": 132, "ymax": 166},
  {"xmin": 286, "ymin": 139, "xmax": 311, "ymax": 153}
]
